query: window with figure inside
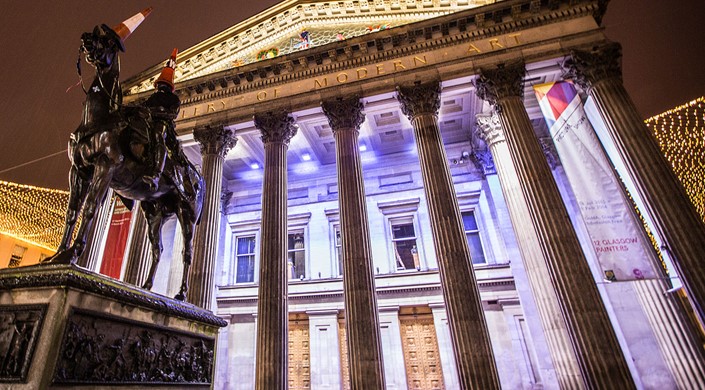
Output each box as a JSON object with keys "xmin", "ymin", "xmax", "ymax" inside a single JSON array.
[
  {"xmin": 391, "ymin": 221, "xmax": 420, "ymax": 271},
  {"xmin": 334, "ymin": 226, "xmax": 343, "ymax": 276},
  {"xmin": 288, "ymin": 232, "xmax": 306, "ymax": 280}
]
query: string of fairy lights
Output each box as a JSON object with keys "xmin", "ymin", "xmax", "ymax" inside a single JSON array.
[
  {"xmin": 646, "ymin": 97, "xmax": 705, "ymax": 222},
  {"xmin": 0, "ymin": 180, "xmax": 73, "ymax": 250}
]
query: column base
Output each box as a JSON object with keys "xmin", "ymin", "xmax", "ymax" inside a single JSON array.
[{"xmin": 0, "ymin": 264, "xmax": 226, "ymax": 389}]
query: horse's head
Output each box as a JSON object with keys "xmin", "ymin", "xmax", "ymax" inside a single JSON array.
[{"xmin": 81, "ymin": 24, "xmax": 121, "ymax": 70}]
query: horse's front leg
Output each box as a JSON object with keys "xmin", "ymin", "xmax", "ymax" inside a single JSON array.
[
  {"xmin": 57, "ymin": 165, "xmax": 87, "ymax": 253},
  {"xmin": 174, "ymin": 209, "xmax": 195, "ymax": 302},
  {"xmin": 141, "ymin": 203, "xmax": 164, "ymax": 291},
  {"xmin": 67, "ymin": 164, "xmax": 113, "ymax": 262}
]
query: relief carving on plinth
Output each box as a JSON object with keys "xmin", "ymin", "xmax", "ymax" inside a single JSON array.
[
  {"xmin": 0, "ymin": 305, "xmax": 46, "ymax": 383},
  {"xmin": 54, "ymin": 310, "xmax": 215, "ymax": 385}
]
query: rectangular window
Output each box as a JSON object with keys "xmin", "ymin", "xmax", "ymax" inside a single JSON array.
[
  {"xmin": 462, "ymin": 211, "xmax": 486, "ymax": 264},
  {"xmin": 235, "ymin": 235, "xmax": 256, "ymax": 283},
  {"xmin": 288, "ymin": 232, "xmax": 306, "ymax": 280},
  {"xmin": 391, "ymin": 221, "xmax": 419, "ymax": 270},
  {"xmin": 8, "ymin": 245, "xmax": 27, "ymax": 268},
  {"xmin": 334, "ymin": 225, "xmax": 343, "ymax": 276}
]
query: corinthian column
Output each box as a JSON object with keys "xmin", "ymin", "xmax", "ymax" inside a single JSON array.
[
  {"xmin": 77, "ymin": 189, "xmax": 114, "ymax": 270},
  {"xmin": 253, "ymin": 111, "xmax": 297, "ymax": 390},
  {"xmin": 397, "ymin": 81, "xmax": 500, "ymax": 390},
  {"xmin": 475, "ymin": 63, "xmax": 634, "ymax": 388},
  {"xmin": 476, "ymin": 113, "xmax": 583, "ymax": 388},
  {"xmin": 189, "ymin": 125, "xmax": 236, "ymax": 308},
  {"xmin": 322, "ymin": 97, "xmax": 385, "ymax": 390},
  {"xmin": 122, "ymin": 206, "xmax": 151, "ymax": 286},
  {"xmin": 563, "ymin": 42, "xmax": 705, "ymax": 327}
]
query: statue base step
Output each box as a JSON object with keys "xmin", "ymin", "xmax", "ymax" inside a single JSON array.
[{"xmin": 0, "ymin": 264, "xmax": 226, "ymax": 388}]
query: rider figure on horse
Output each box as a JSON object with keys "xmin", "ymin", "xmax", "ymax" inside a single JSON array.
[{"xmin": 143, "ymin": 49, "xmax": 182, "ymax": 191}]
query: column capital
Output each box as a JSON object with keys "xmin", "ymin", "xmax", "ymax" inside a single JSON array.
[
  {"xmin": 474, "ymin": 62, "xmax": 525, "ymax": 111},
  {"xmin": 562, "ymin": 42, "xmax": 623, "ymax": 91},
  {"xmin": 194, "ymin": 125, "xmax": 237, "ymax": 157},
  {"xmin": 475, "ymin": 113, "xmax": 505, "ymax": 147},
  {"xmin": 321, "ymin": 96, "xmax": 365, "ymax": 131},
  {"xmin": 396, "ymin": 81, "xmax": 441, "ymax": 120},
  {"xmin": 253, "ymin": 110, "xmax": 298, "ymax": 144}
]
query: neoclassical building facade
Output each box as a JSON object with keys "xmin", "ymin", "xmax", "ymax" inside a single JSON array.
[{"xmin": 78, "ymin": 0, "xmax": 705, "ymax": 388}]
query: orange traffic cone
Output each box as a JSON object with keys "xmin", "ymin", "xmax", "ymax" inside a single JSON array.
[
  {"xmin": 155, "ymin": 48, "xmax": 178, "ymax": 91},
  {"xmin": 108, "ymin": 7, "xmax": 153, "ymax": 51}
]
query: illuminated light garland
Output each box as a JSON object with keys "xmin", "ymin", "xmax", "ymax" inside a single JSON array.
[
  {"xmin": 0, "ymin": 180, "xmax": 78, "ymax": 251},
  {"xmin": 645, "ymin": 97, "xmax": 705, "ymax": 222}
]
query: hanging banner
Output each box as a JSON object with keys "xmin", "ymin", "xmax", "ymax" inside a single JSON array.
[
  {"xmin": 533, "ymin": 81, "xmax": 657, "ymax": 281},
  {"xmin": 100, "ymin": 200, "xmax": 132, "ymax": 279}
]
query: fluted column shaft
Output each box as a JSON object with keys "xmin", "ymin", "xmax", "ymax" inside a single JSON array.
[
  {"xmin": 254, "ymin": 111, "xmax": 297, "ymax": 390},
  {"xmin": 322, "ymin": 97, "xmax": 385, "ymax": 390},
  {"xmin": 77, "ymin": 188, "xmax": 114, "ymax": 270},
  {"xmin": 123, "ymin": 206, "xmax": 151, "ymax": 286},
  {"xmin": 475, "ymin": 64, "xmax": 634, "ymax": 389},
  {"xmin": 564, "ymin": 42, "xmax": 705, "ymax": 326},
  {"xmin": 397, "ymin": 82, "xmax": 500, "ymax": 390},
  {"xmin": 189, "ymin": 125, "xmax": 236, "ymax": 308},
  {"xmin": 477, "ymin": 114, "xmax": 584, "ymax": 389}
]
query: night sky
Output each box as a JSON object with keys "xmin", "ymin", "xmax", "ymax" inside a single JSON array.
[{"xmin": 0, "ymin": 0, "xmax": 703, "ymax": 191}]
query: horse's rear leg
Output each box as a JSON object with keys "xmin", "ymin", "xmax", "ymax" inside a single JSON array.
[
  {"xmin": 141, "ymin": 204, "xmax": 164, "ymax": 290},
  {"xmin": 174, "ymin": 211, "xmax": 195, "ymax": 301}
]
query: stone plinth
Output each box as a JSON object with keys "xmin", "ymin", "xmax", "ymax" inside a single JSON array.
[{"xmin": 0, "ymin": 264, "xmax": 226, "ymax": 389}]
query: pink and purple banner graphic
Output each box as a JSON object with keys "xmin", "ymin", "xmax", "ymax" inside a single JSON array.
[{"xmin": 533, "ymin": 81, "xmax": 658, "ymax": 281}]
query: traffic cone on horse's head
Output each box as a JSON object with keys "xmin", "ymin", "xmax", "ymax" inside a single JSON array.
[
  {"xmin": 155, "ymin": 48, "xmax": 178, "ymax": 92},
  {"xmin": 108, "ymin": 7, "xmax": 153, "ymax": 51}
]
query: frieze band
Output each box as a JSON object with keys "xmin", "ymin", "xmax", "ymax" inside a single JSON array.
[{"xmin": 54, "ymin": 309, "xmax": 215, "ymax": 385}]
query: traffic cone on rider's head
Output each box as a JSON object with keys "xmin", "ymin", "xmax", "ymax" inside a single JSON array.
[
  {"xmin": 155, "ymin": 48, "xmax": 178, "ymax": 92},
  {"xmin": 108, "ymin": 7, "xmax": 153, "ymax": 51}
]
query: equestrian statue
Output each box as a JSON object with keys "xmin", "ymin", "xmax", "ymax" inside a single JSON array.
[{"xmin": 43, "ymin": 8, "xmax": 205, "ymax": 302}]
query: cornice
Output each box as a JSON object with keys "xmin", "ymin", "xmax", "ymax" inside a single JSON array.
[
  {"xmin": 0, "ymin": 264, "xmax": 227, "ymax": 327},
  {"xmin": 124, "ymin": 0, "xmax": 603, "ymax": 110}
]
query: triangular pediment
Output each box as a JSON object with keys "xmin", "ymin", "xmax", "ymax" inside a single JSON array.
[{"xmin": 124, "ymin": 0, "xmax": 494, "ymax": 94}]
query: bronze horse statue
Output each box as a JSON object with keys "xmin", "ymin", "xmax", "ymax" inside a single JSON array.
[{"xmin": 44, "ymin": 18, "xmax": 204, "ymax": 302}]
